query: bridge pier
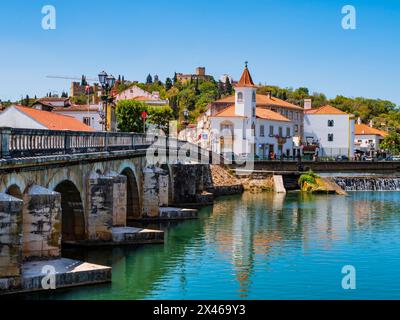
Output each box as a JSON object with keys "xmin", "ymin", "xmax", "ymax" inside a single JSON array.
[
  {"xmin": 142, "ymin": 166, "xmax": 169, "ymax": 218},
  {"xmin": 22, "ymin": 185, "xmax": 61, "ymax": 260},
  {"xmin": 0, "ymin": 194, "xmax": 23, "ymax": 282}
]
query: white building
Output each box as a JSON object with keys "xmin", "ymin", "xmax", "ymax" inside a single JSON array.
[
  {"xmin": 53, "ymin": 104, "xmax": 103, "ymax": 131},
  {"xmin": 0, "ymin": 105, "xmax": 94, "ymax": 131},
  {"xmin": 354, "ymin": 120, "xmax": 388, "ymax": 156},
  {"xmin": 207, "ymin": 64, "xmax": 295, "ymax": 159},
  {"xmin": 304, "ymin": 105, "xmax": 355, "ymax": 158},
  {"xmin": 114, "ymin": 85, "xmax": 169, "ymax": 106}
]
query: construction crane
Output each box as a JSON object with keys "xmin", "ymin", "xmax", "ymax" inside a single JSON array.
[{"xmin": 46, "ymin": 75, "xmax": 99, "ymax": 82}]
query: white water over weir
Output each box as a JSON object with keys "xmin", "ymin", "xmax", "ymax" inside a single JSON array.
[{"xmin": 333, "ymin": 176, "xmax": 400, "ymax": 191}]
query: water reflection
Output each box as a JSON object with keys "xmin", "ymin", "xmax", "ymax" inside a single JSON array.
[{"xmin": 22, "ymin": 191, "xmax": 400, "ymax": 300}]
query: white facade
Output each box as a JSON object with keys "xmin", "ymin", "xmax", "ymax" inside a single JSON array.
[
  {"xmin": 255, "ymin": 119, "xmax": 294, "ymax": 159},
  {"xmin": 304, "ymin": 111, "xmax": 355, "ymax": 158},
  {"xmin": 355, "ymin": 134, "xmax": 382, "ymax": 151},
  {"xmin": 53, "ymin": 104, "xmax": 103, "ymax": 131},
  {"xmin": 0, "ymin": 106, "xmax": 46, "ymax": 129}
]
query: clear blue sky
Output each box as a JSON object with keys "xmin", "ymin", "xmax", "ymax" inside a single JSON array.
[{"xmin": 0, "ymin": 0, "xmax": 399, "ymax": 104}]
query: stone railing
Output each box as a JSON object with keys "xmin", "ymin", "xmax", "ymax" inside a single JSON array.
[{"xmin": 0, "ymin": 127, "xmax": 213, "ymax": 162}]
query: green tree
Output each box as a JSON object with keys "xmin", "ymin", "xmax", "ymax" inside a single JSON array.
[
  {"xmin": 381, "ymin": 131, "xmax": 400, "ymax": 154},
  {"xmin": 116, "ymin": 100, "xmax": 174, "ymax": 134},
  {"xmin": 225, "ymin": 77, "xmax": 233, "ymax": 95},
  {"xmin": 165, "ymin": 77, "xmax": 173, "ymax": 91}
]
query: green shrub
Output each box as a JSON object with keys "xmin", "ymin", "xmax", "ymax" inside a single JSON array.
[{"xmin": 298, "ymin": 170, "xmax": 319, "ymax": 188}]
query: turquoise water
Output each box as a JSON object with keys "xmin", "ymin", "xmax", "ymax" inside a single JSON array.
[{"xmin": 25, "ymin": 192, "xmax": 400, "ymax": 300}]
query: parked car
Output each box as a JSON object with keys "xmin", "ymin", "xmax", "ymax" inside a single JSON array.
[
  {"xmin": 364, "ymin": 156, "xmax": 374, "ymax": 161},
  {"xmin": 336, "ymin": 155, "xmax": 349, "ymax": 161},
  {"xmin": 385, "ymin": 155, "xmax": 400, "ymax": 161}
]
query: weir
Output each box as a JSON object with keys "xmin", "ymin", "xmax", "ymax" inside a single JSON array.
[{"xmin": 333, "ymin": 176, "xmax": 400, "ymax": 191}]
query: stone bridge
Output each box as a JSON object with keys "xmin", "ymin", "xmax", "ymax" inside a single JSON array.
[{"xmin": 0, "ymin": 128, "xmax": 217, "ymax": 292}]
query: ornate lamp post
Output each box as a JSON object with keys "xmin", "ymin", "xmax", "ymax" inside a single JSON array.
[{"xmin": 98, "ymin": 71, "xmax": 116, "ymax": 131}]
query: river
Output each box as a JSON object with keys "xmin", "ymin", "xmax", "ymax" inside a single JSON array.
[{"xmin": 22, "ymin": 191, "xmax": 400, "ymax": 300}]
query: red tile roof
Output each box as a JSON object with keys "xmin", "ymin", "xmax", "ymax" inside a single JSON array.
[
  {"xmin": 211, "ymin": 105, "xmax": 290, "ymax": 122},
  {"xmin": 305, "ymin": 105, "xmax": 347, "ymax": 115},
  {"xmin": 214, "ymin": 93, "xmax": 302, "ymax": 110},
  {"xmin": 211, "ymin": 105, "xmax": 246, "ymax": 118},
  {"xmin": 355, "ymin": 124, "xmax": 388, "ymax": 137},
  {"xmin": 256, "ymin": 108, "xmax": 290, "ymax": 122},
  {"xmin": 15, "ymin": 105, "xmax": 94, "ymax": 131},
  {"xmin": 237, "ymin": 65, "xmax": 255, "ymax": 87},
  {"xmin": 53, "ymin": 105, "xmax": 99, "ymax": 112}
]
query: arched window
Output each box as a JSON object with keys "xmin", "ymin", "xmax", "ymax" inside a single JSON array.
[
  {"xmin": 237, "ymin": 92, "xmax": 243, "ymax": 103},
  {"xmin": 252, "ymin": 91, "xmax": 256, "ymax": 102}
]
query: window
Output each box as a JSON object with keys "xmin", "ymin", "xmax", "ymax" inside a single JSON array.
[
  {"xmin": 251, "ymin": 122, "xmax": 255, "ymax": 136},
  {"xmin": 252, "ymin": 91, "xmax": 256, "ymax": 102},
  {"xmin": 269, "ymin": 125, "xmax": 274, "ymax": 136},
  {"xmin": 289, "ymin": 111, "xmax": 293, "ymax": 120},
  {"xmin": 285, "ymin": 110, "xmax": 288, "ymax": 117},
  {"xmin": 279, "ymin": 127, "xmax": 283, "ymax": 137},
  {"xmin": 286, "ymin": 127, "xmax": 291, "ymax": 137},
  {"xmin": 328, "ymin": 120, "xmax": 334, "ymax": 127},
  {"xmin": 294, "ymin": 125, "xmax": 299, "ymax": 133},
  {"xmin": 237, "ymin": 92, "xmax": 243, "ymax": 103},
  {"xmin": 252, "ymin": 106, "xmax": 256, "ymax": 117},
  {"xmin": 260, "ymin": 125, "xmax": 265, "ymax": 137},
  {"xmin": 328, "ymin": 134, "xmax": 334, "ymax": 142},
  {"xmin": 83, "ymin": 117, "xmax": 91, "ymax": 126},
  {"xmin": 295, "ymin": 112, "xmax": 299, "ymax": 120}
]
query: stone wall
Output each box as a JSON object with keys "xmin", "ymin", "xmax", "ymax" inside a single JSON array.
[
  {"xmin": 169, "ymin": 164, "xmax": 214, "ymax": 205},
  {"xmin": 0, "ymin": 194, "xmax": 23, "ymax": 278}
]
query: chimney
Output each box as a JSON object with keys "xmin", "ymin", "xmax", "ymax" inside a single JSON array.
[
  {"xmin": 369, "ymin": 120, "xmax": 374, "ymax": 128},
  {"xmin": 304, "ymin": 99, "xmax": 312, "ymax": 110},
  {"xmin": 266, "ymin": 91, "xmax": 272, "ymax": 99},
  {"xmin": 357, "ymin": 117, "xmax": 362, "ymax": 125}
]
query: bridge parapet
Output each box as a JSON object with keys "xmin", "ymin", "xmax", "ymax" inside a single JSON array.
[{"xmin": 0, "ymin": 128, "xmax": 213, "ymax": 164}]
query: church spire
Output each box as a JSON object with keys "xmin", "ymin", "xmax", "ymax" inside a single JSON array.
[{"xmin": 237, "ymin": 61, "xmax": 255, "ymax": 87}]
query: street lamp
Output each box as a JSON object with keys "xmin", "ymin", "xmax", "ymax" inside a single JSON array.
[{"xmin": 98, "ymin": 71, "xmax": 116, "ymax": 131}]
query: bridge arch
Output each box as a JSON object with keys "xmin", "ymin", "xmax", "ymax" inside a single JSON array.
[
  {"xmin": 120, "ymin": 167, "xmax": 141, "ymax": 220},
  {"xmin": 54, "ymin": 180, "xmax": 86, "ymax": 243}
]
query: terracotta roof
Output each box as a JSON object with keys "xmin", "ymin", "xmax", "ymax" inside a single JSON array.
[
  {"xmin": 211, "ymin": 105, "xmax": 290, "ymax": 122},
  {"xmin": 355, "ymin": 124, "xmax": 388, "ymax": 137},
  {"xmin": 211, "ymin": 105, "xmax": 245, "ymax": 118},
  {"xmin": 133, "ymin": 96, "xmax": 156, "ymax": 101},
  {"xmin": 305, "ymin": 105, "xmax": 347, "ymax": 115},
  {"xmin": 15, "ymin": 105, "xmax": 95, "ymax": 131},
  {"xmin": 53, "ymin": 105, "xmax": 99, "ymax": 112},
  {"xmin": 214, "ymin": 93, "xmax": 302, "ymax": 110},
  {"xmin": 256, "ymin": 108, "xmax": 290, "ymax": 122},
  {"xmin": 237, "ymin": 66, "xmax": 255, "ymax": 87}
]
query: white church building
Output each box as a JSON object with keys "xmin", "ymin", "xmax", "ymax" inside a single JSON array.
[{"xmin": 208, "ymin": 64, "xmax": 295, "ymax": 159}]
